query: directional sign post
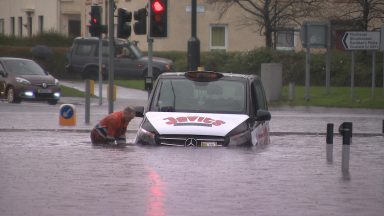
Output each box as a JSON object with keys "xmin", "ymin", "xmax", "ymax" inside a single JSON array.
[
  {"xmin": 342, "ymin": 31, "xmax": 380, "ymax": 50},
  {"xmin": 342, "ymin": 31, "xmax": 381, "ymax": 98}
]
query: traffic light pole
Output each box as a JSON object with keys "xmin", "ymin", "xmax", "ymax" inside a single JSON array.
[
  {"xmin": 147, "ymin": 1, "xmax": 153, "ymax": 97},
  {"xmin": 188, "ymin": 0, "xmax": 200, "ymax": 71},
  {"xmin": 98, "ymin": 38, "xmax": 103, "ymax": 105},
  {"xmin": 108, "ymin": 0, "xmax": 115, "ymax": 114}
]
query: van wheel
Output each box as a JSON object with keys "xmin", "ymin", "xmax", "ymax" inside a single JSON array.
[
  {"xmin": 82, "ymin": 67, "xmax": 98, "ymax": 80},
  {"xmin": 145, "ymin": 68, "xmax": 161, "ymax": 79},
  {"xmin": 7, "ymin": 87, "xmax": 21, "ymax": 103}
]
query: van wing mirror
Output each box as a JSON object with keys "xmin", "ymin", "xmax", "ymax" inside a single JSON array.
[
  {"xmin": 134, "ymin": 106, "xmax": 145, "ymax": 118},
  {"xmin": 255, "ymin": 110, "xmax": 271, "ymax": 122},
  {"xmin": 0, "ymin": 69, "xmax": 7, "ymax": 77}
]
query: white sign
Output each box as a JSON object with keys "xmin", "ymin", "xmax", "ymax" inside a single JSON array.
[{"xmin": 342, "ymin": 31, "xmax": 380, "ymax": 50}]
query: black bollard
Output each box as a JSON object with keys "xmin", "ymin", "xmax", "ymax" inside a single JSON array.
[
  {"xmin": 326, "ymin": 123, "xmax": 334, "ymax": 162},
  {"xmin": 326, "ymin": 123, "xmax": 334, "ymax": 144}
]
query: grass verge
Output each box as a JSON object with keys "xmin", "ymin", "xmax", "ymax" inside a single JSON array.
[
  {"xmin": 61, "ymin": 80, "xmax": 384, "ymax": 109},
  {"xmin": 271, "ymin": 86, "xmax": 384, "ymax": 109}
]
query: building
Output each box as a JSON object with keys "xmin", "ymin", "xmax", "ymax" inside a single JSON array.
[
  {"xmin": 0, "ymin": 0, "xmax": 275, "ymax": 51},
  {"xmin": 0, "ymin": 0, "xmax": 382, "ymax": 52}
]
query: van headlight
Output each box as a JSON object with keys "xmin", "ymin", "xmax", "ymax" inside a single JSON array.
[
  {"xmin": 135, "ymin": 119, "xmax": 158, "ymax": 145},
  {"xmin": 54, "ymin": 79, "xmax": 60, "ymax": 86},
  {"xmin": 226, "ymin": 122, "xmax": 250, "ymax": 146}
]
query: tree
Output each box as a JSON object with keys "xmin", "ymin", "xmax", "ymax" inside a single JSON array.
[
  {"xmin": 206, "ymin": 0, "xmax": 323, "ymax": 48},
  {"xmin": 330, "ymin": 0, "xmax": 384, "ymax": 31}
]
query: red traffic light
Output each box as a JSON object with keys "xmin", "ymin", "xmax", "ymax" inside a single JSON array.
[{"xmin": 152, "ymin": 0, "xmax": 165, "ymax": 13}]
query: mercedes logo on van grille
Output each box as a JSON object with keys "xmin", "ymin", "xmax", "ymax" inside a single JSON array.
[
  {"xmin": 185, "ymin": 138, "xmax": 197, "ymax": 147},
  {"xmin": 42, "ymin": 83, "xmax": 47, "ymax": 88}
]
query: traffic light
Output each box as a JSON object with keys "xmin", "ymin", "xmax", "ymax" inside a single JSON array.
[
  {"xmin": 89, "ymin": 5, "xmax": 103, "ymax": 37},
  {"xmin": 117, "ymin": 8, "xmax": 132, "ymax": 38},
  {"xmin": 134, "ymin": 8, "xmax": 147, "ymax": 35},
  {"xmin": 150, "ymin": 0, "xmax": 167, "ymax": 37}
]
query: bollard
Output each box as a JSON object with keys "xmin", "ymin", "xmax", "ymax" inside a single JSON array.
[
  {"xmin": 89, "ymin": 79, "xmax": 95, "ymax": 96},
  {"xmin": 107, "ymin": 84, "xmax": 117, "ymax": 101},
  {"xmin": 339, "ymin": 122, "xmax": 352, "ymax": 173},
  {"xmin": 59, "ymin": 104, "xmax": 76, "ymax": 126},
  {"xmin": 326, "ymin": 123, "xmax": 333, "ymax": 162}
]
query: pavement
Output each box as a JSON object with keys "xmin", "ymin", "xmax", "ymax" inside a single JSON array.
[{"xmin": 0, "ymin": 81, "xmax": 149, "ymax": 133}]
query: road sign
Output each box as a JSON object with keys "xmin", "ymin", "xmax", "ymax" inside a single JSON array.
[
  {"xmin": 342, "ymin": 31, "xmax": 380, "ymax": 50},
  {"xmin": 59, "ymin": 104, "xmax": 77, "ymax": 126}
]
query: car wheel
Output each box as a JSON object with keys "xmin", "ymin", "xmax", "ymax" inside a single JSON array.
[
  {"xmin": 82, "ymin": 67, "xmax": 98, "ymax": 80},
  {"xmin": 145, "ymin": 68, "xmax": 161, "ymax": 79},
  {"xmin": 7, "ymin": 87, "xmax": 21, "ymax": 104},
  {"xmin": 47, "ymin": 100, "xmax": 58, "ymax": 105},
  {"xmin": 153, "ymin": 68, "xmax": 161, "ymax": 79}
]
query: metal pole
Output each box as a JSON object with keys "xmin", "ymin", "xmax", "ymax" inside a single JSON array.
[
  {"xmin": 147, "ymin": 0, "xmax": 153, "ymax": 97},
  {"xmin": 98, "ymin": 38, "xmax": 103, "ymax": 105},
  {"xmin": 85, "ymin": 80, "xmax": 90, "ymax": 124},
  {"xmin": 305, "ymin": 23, "xmax": 310, "ymax": 101},
  {"xmin": 187, "ymin": 0, "xmax": 200, "ymax": 71},
  {"xmin": 305, "ymin": 46, "xmax": 311, "ymax": 100},
  {"xmin": 325, "ymin": 21, "xmax": 331, "ymax": 95},
  {"xmin": 325, "ymin": 48, "xmax": 330, "ymax": 94},
  {"xmin": 108, "ymin": 0, "xmax": 114, "ymax": 114},
  {"xmin": 350, "ymin": 51, "xmax": 355, "ymax": 99},
  {"xmin": 372, "ymin": 51, "xmax": 376, "ymax": 98}
]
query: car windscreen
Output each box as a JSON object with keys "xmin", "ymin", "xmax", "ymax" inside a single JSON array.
[
  {"xmin": 150, "ymin": 78, "xmax": 246, "ymax": 114},
  {"xmin": 129, "ymin": 43, "xmax": 143, "ymax": 58},
  {"xmin": 4, "ymin": 59, "xmax": 46, "ymax": 75}
]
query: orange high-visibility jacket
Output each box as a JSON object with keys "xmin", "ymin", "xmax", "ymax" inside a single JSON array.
[{"xmin": 97, "ymin": 111, "xmax": 128, "ymax": 138}]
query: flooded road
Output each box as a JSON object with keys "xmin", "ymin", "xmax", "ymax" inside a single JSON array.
[{"xmin": 1, "ymin": 131, "xmax": 383, "ymax": 216}]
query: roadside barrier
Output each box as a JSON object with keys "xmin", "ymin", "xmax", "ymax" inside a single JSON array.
[{"xmin": 59, "ymin": 104, "xmax": 76, "ymax": 126}]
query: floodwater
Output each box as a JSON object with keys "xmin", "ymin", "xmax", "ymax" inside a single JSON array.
[{"xmin": 1, "ymin": 131, "xmax": 383, "ymax": 216}]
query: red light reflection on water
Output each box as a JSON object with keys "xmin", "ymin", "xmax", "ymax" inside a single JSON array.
[{"xmin": 147, "ymin": 168, "xmax": 166, "ymax": 216}]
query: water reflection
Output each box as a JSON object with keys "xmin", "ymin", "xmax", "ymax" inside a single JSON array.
[{"xmin": 147, "ymin": 168, "xmax": 166, "ymax": 216}]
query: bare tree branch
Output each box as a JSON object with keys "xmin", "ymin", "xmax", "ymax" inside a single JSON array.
[{"xmin": 206, "ymin": 0, "xmax": 324, "ymax": 48}]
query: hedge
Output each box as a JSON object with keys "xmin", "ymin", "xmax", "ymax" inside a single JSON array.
[{"xmin": 0, "ymin": 34, "xmax": 382, "ymax": 86}]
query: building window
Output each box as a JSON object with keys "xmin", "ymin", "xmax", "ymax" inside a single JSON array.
[
  {"xmin": 18, "ymin": 16, "xmax": 23, "ymax": 37},
  {"xmin": 10, "ymin": 17, "xmax": 15, "ymax": 36},
  {"xmin": 38, "ymin": 16, "xmax": 44, "ymax": 33},
  {"xmin": 276, "ymin": 30, "xmax": 295, "ymax": 50},
  {"xmin": 0, "ymin": 19, "xmax": 4, "ymax": 35},
  {"xmin": 210, "ymin": 25, "xmax": 227, "ymax": 50},
  {"xmin": 27, "ymin": 16, "xmax": 32, "ymax": 37}
]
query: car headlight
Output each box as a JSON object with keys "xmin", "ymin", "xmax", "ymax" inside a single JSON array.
[
  {"xmin": 135, "ymin": 119, "xmax": 158, "ymax": 145},
  {"xmin": 54, "ymin": 79, "xmax": 59, "ymax": 86},
  {"xmin": 16, "ymin": 77, "xmax": 31, "ymax": 85}
]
